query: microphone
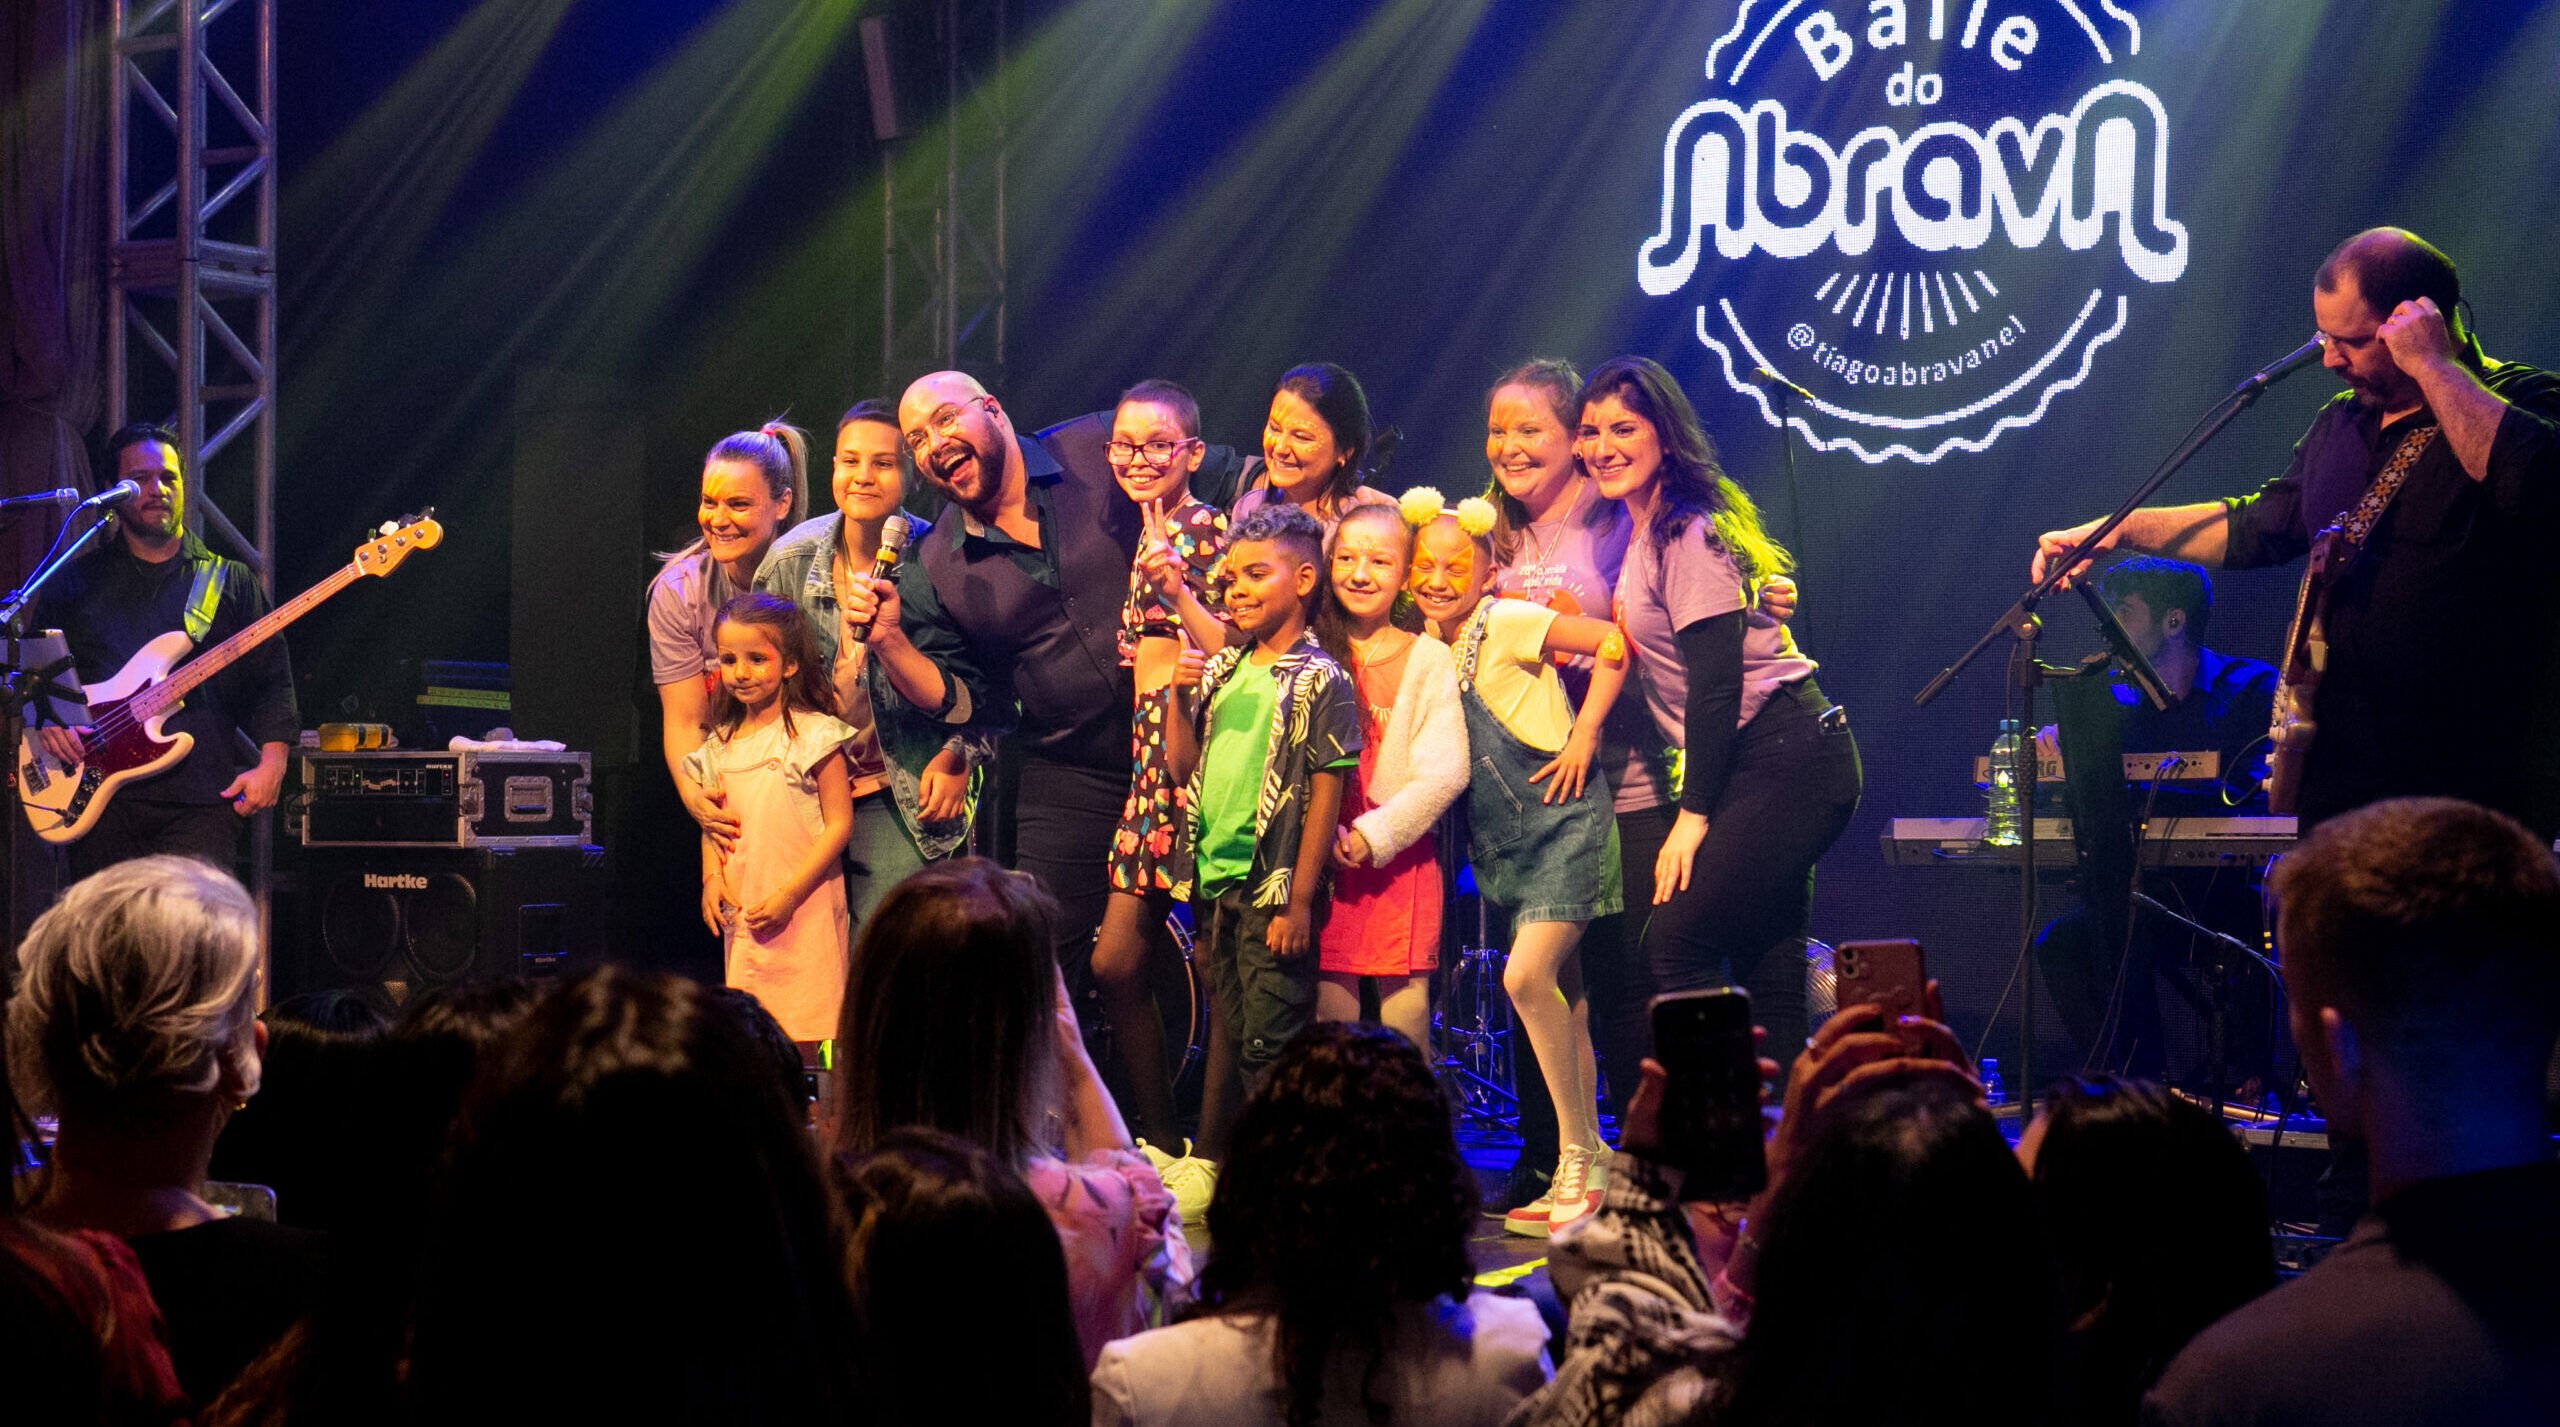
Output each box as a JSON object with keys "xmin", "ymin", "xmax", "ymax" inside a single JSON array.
[
  {"xmin": 0, "ymin": 489, "xmax": 79, "ymax": 511},
  {"xmin": 845, "ymin": 513, "xmax": 913, "ymax": 644},
  {"xmin": 78, "ymin": 479, "xmax": 143, "ymax": 510},
  {"xmin": 2231, "ymin": 335, "xmax": 2325, "ymax": 395},
  {"xmin": 1750, "ymin": 366, "xmax": 1819, "ymax": 403}
]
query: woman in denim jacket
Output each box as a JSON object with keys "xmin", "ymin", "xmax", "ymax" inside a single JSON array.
[{"xmin": 756, "ymin": 400, "xmax": 995, "ymax": 929}]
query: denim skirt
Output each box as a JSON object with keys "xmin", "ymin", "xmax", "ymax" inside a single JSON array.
[{"xmin": 1459, "ymin": 685, "xmax": 1624, "ymax": 925}]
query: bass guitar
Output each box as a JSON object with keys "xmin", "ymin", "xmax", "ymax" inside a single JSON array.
[{"xmin": 17, "ymin": 513, "xmax": 442, "ymax": 843}]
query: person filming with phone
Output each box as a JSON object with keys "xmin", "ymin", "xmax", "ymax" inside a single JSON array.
[{"xmin": 1511, "ymin": 981, "xmax": 2058, "ymax": 1427}]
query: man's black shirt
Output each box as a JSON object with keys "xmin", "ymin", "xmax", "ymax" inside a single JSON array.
[{"xmin": 2224, "ymin": 362, "xmax": 2560, "ymax": 838}]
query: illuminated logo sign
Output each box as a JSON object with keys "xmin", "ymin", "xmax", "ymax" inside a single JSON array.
[{"xmin": 1640, "ymin": 1, "xmax": 2178, "ymax": 463}]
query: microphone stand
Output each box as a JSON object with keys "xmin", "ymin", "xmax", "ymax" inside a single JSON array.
[
  {"xmin": 1, "ymin": 505, "xmax": 119, "ymax": 939},
  {"xmin": 1913, "ymin": 356, "xmax": 2307, "ymax": 1121}
]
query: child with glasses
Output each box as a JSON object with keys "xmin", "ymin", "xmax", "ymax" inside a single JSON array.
[{"xmin": 1093, "ymin": 380, "xmax": 1234, "ymax": 1210}]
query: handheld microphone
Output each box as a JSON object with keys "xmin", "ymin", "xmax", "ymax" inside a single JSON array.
[
  {"xmin": 2231, "ymin": 335, "xmax": 2325, "ymax": 395},
  {"xmin": 77, "ymin": 479, "xmax": 144, "ymax": 510},
  {"xmin": 1750, "ymin": 366, "xmax": 1819, "ymax": 404},
  {"xmin": 0, "ymin": 489, "xmax": 80, "ymax": 511},
  {"xmin": 845, "ymin": 514, "xmax": 913, "ymax": 644}
]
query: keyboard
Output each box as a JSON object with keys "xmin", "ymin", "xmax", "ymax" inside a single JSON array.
[{"xmin": 1883, "ymin": 816, "xmax": 2297, "ymax": 869}]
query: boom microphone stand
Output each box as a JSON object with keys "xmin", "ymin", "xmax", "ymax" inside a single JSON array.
[{"xmin": 1912, "ymin": 335, "xmax": 2325, "ymax": 1115}]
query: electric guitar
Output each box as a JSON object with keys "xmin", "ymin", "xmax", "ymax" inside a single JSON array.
[
  {"xmin": 2263, "ymin": 423, "xmax": 2440, "ymax": 815},
  {"xmin": 2263, "ymin": 524, "xmax": 2341, "ymax": 816},
  {"xmin": 17, "ymin": 513, "xmax": 442, "ymax": 843}
]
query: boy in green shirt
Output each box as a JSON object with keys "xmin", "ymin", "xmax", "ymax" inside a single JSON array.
[{"xmin": 1169, "ymin": 504, "xmax": 1360, "ymax": 1163}]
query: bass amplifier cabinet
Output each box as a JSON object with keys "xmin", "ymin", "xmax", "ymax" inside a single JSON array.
[
  {"xmin": 292, "ymin": 750, "xmax": 592, "ymax": 848},
  {"xmin": 276, "ymin": 844, "xmax": 607, "ymax": 1002}
]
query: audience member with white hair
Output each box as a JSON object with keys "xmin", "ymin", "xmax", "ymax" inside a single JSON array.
[{"xmin": 7, "ymin": 855, "xmax": 326, "ymax": 1406}]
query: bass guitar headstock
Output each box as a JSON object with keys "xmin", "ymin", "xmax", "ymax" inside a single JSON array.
[{"xmin": 353, "ymin": 509, "xmax": 444, "ymax": 579}]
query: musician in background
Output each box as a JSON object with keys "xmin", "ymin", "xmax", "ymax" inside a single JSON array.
[
  {"xmin": 28, "ymin": 424, "xmax": 297, "ymax": 879},
  {"xmin": 2035, "ymin": 228, "xmax": 2560, "ymax": 840},
  {"xmin": 2033, "ymin": 557, "xmax": 2279, "ymax": 1083},
  {"xmin": 2090, "ymin": 557, "xmax": 2277, "ymax": 804}
]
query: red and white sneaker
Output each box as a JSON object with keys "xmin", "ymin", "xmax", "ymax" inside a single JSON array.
[
  {"xmin": 1545, "ymin": 1145, "xmax": 1606, "ymax": 1234},
  {"xmin": 1505, "ymin": 1146, "xmax": 1597, "ymax": 1239}
]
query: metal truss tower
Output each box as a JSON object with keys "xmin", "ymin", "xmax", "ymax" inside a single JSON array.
[
  {"xmin": 878, "ymin": 0, "xmax": 1009, "ymax": 393},
  {"xmin": 106, "ymin": 0, "xmax": 279, "ymax": 945}
]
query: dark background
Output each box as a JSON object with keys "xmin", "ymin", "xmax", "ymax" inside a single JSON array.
[{"xmin": 168, "ymin": 0, "xmax": 2560, "ymax": 1065}]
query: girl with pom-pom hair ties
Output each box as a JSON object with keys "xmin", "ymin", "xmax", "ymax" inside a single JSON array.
[{"xmin": 1403, "ymin": 487, "xmax": 1629, "ymax": 1237}]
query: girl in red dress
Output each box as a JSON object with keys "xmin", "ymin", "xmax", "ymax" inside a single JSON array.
[{"xmin": 1312, "ymin": 503, "xmax": 1469, "ymax": 1049}]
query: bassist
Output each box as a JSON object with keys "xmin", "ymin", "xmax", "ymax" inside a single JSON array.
[
  {"xmin": 2033, "ymin": 229, "xmax": 2560, "ymax": 841},
  {"xmin": 28, "ymin": 424, "xmax": 298, "ymax": 876}
]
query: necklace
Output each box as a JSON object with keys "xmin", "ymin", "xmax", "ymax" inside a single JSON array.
[
  {"xmin": 1349, "ymin": 627, "xmax": 1409, "ymax": 664},
  {"xmin": 1349, "ymin": 628, "xmax": 1409, "ymax": 728},
  {"xmin": 1518, "ymin": 475, "xmax": 1584, "ymax": 566}
]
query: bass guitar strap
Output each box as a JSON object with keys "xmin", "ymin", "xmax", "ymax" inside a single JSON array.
[{"xmin": 181, "ymin": 554, "xmax": 223, "ymax": 644}]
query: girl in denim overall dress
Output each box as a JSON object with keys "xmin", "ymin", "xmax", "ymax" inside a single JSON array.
[{"xmin": 1404, "ymin": 488, "xmax": 1629, "ymax": 1237}]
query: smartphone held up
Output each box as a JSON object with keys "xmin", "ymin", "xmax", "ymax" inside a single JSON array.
[
  {"xmin": 1649, "ymin": 987, "xmax": 1767, "ymax": 1202},
  {"xmin": 1834, "ymin": 939, "xmax": 1929, "ymax": 1049}
]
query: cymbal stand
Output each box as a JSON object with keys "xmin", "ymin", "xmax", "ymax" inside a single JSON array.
[{"xmin": 1437, "ymin": 888, "xmax": 1520, "ymax": 1142}]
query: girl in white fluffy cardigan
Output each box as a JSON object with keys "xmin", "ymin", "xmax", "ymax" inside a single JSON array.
[{"xmin": 1314, "ymin": 503, "xmax": 1470, "ymax": 1050}]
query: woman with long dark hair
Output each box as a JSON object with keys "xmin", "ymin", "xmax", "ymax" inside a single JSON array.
[
  {"xmin": 1474, "ymin": 357, "xmax": 1801, "ymax": 1231},
  {"xmin": 840, "ymin": 1127, "xmax": 1089, "ymax": 1426},
  {"xmin": 1093, "ymin": 1023, "xmax": 1551, "ymax": 1427},
  {"xmin": 2025, "ymin": 1075, "xmax": 2275, "ymax": 1425},
  {"xmin": 1581, "ymin": 356, "xmax": 1859, "ymax": 1060},
  {"xmin": 832, "ymin": 858, "xmax": 1192, "ymax": 1369},
  {"xmin": 403, "ymin": 967, "xmax": 858, "ymax": 1426},
  {"xmin": 1517, "ymin": 1005, "xmax": 2058, "ymax": 1427},
  {"xmin": 1231, "ymin": 362, "xmax": 1399, "ymax": 538}
]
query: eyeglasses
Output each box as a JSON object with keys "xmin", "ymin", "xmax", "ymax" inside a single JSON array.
[
  {"xmin": 1105, "ymin": 437, "xmax": 1200, "ymax": 468},
  {"xmin": 903, "ymin": 395, "xmax": 996, "ymax": 455}
]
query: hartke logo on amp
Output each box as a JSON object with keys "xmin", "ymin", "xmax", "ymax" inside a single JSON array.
[
  {"xmin": 1640, "ymin": 1, "xmax": 2179, "ymax": 464},
  {"xmin": 362, "ymin": 872, "xmax": 432, "ymax": 891}
]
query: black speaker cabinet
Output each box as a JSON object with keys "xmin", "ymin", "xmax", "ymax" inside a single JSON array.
[{"xmin": 278, "ymin": 844, "xmax": 607, "ymax": 1002}]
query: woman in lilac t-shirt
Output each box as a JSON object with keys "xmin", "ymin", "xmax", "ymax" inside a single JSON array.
[
  {"xmin": 1478, "ymin": 359, "xmax": 1803, "ymax": 1232},
  {"xmin": 1580, "ymin": 356, "xmax": 1860, "ymax": 1061}
]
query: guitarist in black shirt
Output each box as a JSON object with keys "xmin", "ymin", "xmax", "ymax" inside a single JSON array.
[
  {"xmin": 2034, "ymin": 229, "xmax": 2560, "ymax": 841},
  {"xmin": 28, "ymin": 425, "xmax": 299, "ymax": 877}
]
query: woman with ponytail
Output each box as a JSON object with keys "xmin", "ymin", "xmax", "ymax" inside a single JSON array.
[{"xmin": 649, "ymin": 421, "xmax": 810, "ymax": 857}]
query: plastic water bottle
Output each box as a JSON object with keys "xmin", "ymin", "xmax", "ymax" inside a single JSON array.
[
  {"xmin": 1984, "ymin": 718, "xmax": 2024, "ymax": 847},
  {"xmin": 1979, "ymin": 1057, "xmax": 2007, "ymax": 1106}
]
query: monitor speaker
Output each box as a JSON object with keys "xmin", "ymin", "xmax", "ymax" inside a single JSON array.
[{"xmin": 278, "ymin": 844, "xmax": 606, "ymax": 1002}]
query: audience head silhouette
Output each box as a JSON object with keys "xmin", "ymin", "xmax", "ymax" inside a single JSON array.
[
  {"xmin": 2270, "ymin": 796, "xmax": 2560, "ymax": 1189},
  {"xmin": 2027, "ymin": 1074, "xmax": 2275, "ymax": 1424},
  {"xmin": 1199, "ymin": 1022, "xmax": 1479, "ymax": 1427},
  {"xmin": 404, "ymin": 966, "xmax": 857, "ymax": 1425},
  {"xmin": 1720, "ymin": 1074, "xmax": 2059, "ymax": 1427},
  {"xmin": 840, "ymin": 1127, "xmax": 1088, "ymax": 1426},
  {"xmin": 831, "ymin": 857, "xmax": 1061, "ymax": 1166},
  {"xmin": 8, "ymin": 855, "xmax": 263, "ymax": 1128}
]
